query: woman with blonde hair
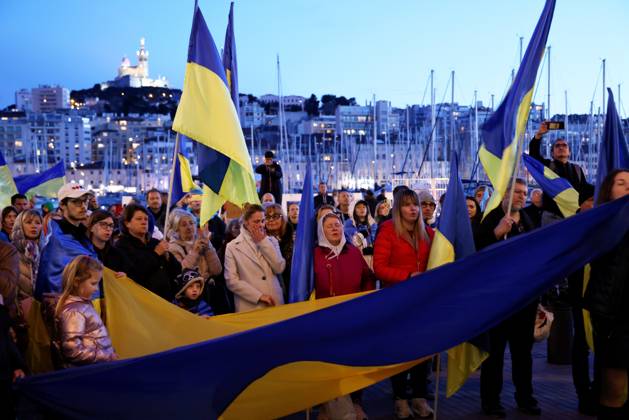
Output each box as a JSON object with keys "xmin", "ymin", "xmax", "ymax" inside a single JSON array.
[
  {"xmin": 55, "ymin": 255, "xmax": 117, "ymax": 368},
  {"xmin": 224, "ymin": 204, "xmax": 285, "ymax": 312},
  {"xmin": 373, "ymin": 188, "xmax": 434, "ymax": 419},
  {"xmin": 167, "ymin": 209, "xmax": 221, "ymax": 282}
]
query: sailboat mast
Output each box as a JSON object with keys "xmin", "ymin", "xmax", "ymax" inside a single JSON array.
[
  {"xmin": 602, "ymin": 58, "xmax": 606, "ymax": 115},
  {"xmin": 372, "ymin": 93, "xmax": 377, "ymax": 184},
  {"xmin": 547, "ymin": 46, "xmax": 551, "ymax": 120}
]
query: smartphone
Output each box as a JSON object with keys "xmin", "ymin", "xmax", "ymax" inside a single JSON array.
[{"xmin": 546, "ymin": 121, "xmax": 565, "ymax": 130}]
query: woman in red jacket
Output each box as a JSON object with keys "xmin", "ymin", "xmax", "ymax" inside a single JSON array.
[
  {"xmin": 314, "ymin": 212, "xmax": 375, "ymax": 419},
  {"xmin": 373, "ymin": 188, "xmax": 434, "ymax": 419}
]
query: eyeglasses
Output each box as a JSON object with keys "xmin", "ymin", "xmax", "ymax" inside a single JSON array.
[
  {"xmin": 421, "ymin": 202, "xmax": 436, "ymax": 208},
  {"xmin": 97, "ymin": 221, "xmax": 115, "ymax": 230},
  {"xmin": 267, "ymin": 214, "xmax": 282, "ymax": 221}
]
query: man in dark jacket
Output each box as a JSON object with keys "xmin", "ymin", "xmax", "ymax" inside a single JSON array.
[
  {"xmin": 255, "ymin": 151, "xmax": 283, "ymax": 204},
  {"xmin": 314, "ymin": 182, "xmax": 334, "ymax": 209},
  {"xmin": 529, "ymin": 122, "xmax": 593, "ymax": 217},
  {"xmin": 522, "ymin": 188, "xmax": 544, "ymax": 228},
  {"xmin": 146, "ymin": 188, "xmax": 167, "ymax": 232},
  {"xmin": 477, "ymin": 179, "xmax": 541, "ymax": 418}
]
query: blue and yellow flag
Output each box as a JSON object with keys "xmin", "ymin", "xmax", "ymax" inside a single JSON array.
[
  {"xmin": 479, "ymin": 0, "xmax": 555, "ymax": 218},
  {"xmin": 427, "ymin": 153, "xmax": 488, "ymax": 397},
  {"xmin": 288, "ymin": 161, "xmax": 315, "ymax": 303},
  {"xmin": 595, "ymin": 88, "xmax": 629, "ymax": 202},
  {"xmin": 523, "ymin": 153, "xmax": 578, "ymax": 217},
  {"xmin": 14, "ymin": 161, "xmax": 66, "ymax": 199},
  {"xmin": 16, "ymin": 196, "xmax": 629, "ymax": 419},
  {"xmin": 172, "ymin": 3, "xmax": 258, "ymax": 225},
  {"xmin": 0, "ymin": 150, "xmax": 18, "ymax": 208},
  {"xmin": 170, "ymin": 134, "xmax": 196, "ymax": 207},
  {"xmin": 223, "ymin": 2, "xmax": 239, "ymax": 116}
]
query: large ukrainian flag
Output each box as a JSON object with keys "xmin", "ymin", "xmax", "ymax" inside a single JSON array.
[
  {"xmin": 523, "ymin": 153, "xmax": 578, "ymax": 217},
  {"xmin": 479, "ymin": 0, "xmax": 555, "ymax": 218},
  {"xmin": 14, "ymin": 160, "xmax": 66, "ymax": 199},
  {"xmin": 427, "ymin": 153, "xmax": 488, "ymax": 397},
  {"xmin": 0, "ymin": 150, "xmax": 18, "ymax": 208},
  {"xmin": 172, "ymin": 3, "xmax": 258, "ymax": 225}
]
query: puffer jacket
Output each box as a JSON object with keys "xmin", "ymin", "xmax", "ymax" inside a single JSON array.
[
  {"xmin": 584, "ymin": 232, "xmax": 629, "ymax": 326},
  {"xmin": 56, "ymin": 295, "xmax": 117, "ymax": 368}
]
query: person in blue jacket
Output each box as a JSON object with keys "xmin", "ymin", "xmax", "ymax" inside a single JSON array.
[
  {"xmin": 172, "ymin": 269, "xmax": 213, "ymax": 317},
  {"xmin": 35, "ymin": 183, "xmax": 98, "ymax": 300}
]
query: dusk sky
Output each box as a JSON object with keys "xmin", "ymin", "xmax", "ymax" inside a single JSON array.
[{"xmin": 1, "ymin": 0, "xmax": 627, "ymax": 115}]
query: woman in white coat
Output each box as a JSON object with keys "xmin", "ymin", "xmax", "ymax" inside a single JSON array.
[{"xmin": 224, "ymin": 204, "xmax": 286, "ymax": 312}]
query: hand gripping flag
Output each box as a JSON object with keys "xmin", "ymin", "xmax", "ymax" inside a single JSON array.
[
  {"xmin": 172, "ymin": 3, "xmax": 258, "ymax": 225},
  {"xmin": 14, "ymin": 160, "xmax": 66, "ymax": 199},
  {"xmin": 427, "ymin": 153, "xmax": 488, "ymax": 397},
  {"xmin": 479, "ymin": 0, "xmax": 555, "ymax": 219},
  {"xmin": 523, "ymin": 153, "xmax": 578, "ymax": 217},
  {"xmin": 595, "ymin": 88, "xmax": 629, "ymax": 202},
  {"xmin": 288, "ymin": 161, "xmax": 315, "ymax": 303},
  {"xmin": 0, "ymin": 150, "xmax": 18, "ymax": 208}
]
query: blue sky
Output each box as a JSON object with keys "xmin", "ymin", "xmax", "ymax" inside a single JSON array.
[{"xmin": 1, "ymin": 0, "xmax": 627, "ymax": 115}]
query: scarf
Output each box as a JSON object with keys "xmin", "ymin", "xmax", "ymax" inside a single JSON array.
[
  {"xmin": 317, "ymin": 215, "xmax": 346, "ymax": 260},
  {"xmin": 12, "ymin": 212, "xmax": 44, "ymax": 289}
]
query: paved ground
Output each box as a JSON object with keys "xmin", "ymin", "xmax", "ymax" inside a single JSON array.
[{"xmin": 287, "ymin": 341, "xmax": 594, "ymax": 419}]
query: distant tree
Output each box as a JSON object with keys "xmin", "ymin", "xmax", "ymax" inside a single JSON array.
[{"xmin": 304, "ymin": 94, "xmax": 320, "ymax": 116}]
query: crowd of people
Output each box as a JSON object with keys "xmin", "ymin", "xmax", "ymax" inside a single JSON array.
[{"xmin": 0, "ymin": 125, "xmax": 627, "ymax": 419}]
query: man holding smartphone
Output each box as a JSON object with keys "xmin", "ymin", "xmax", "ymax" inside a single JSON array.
[{"xmin": 528, "ymin": 121, "xmax": 592, "ymax": 219}]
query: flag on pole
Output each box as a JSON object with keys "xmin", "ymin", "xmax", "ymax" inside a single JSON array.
[
  {"xmin": 172, "ymin": 3, "xmax": 258, "ymax": 225},
  {"xmin": 170, "ymin": 135, "xmax": 196, "ymax": 206},
  {"xmin": 223, "ymin": 2, "xmax": 239, "ymax": 116},
  {"xmin": 479, "ymin": 0, "xmax": 556, "ymax": 218},
  {"xmin": 288, "ymin": 161, "xmax": 315, "ymax": 303},
  {"xmin": 595, "ymin": 88, "xmax": 629, "ymax": 202},
  {"xmin": 523, "ymin": 154, "xmax": 578, "ymax": 217},
  {"xmin": 0, "ymin": 150, "xmax": 18, "ymax": 208},
  {"xmin": 427, "ymin": 153, "xmax": 488, "ymax": 397},
  {"xmin": 14, "ymin": 161, "xmax": 66, "ymax": 199}
]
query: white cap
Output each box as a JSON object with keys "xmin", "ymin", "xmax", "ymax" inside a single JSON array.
[{"xmin": 57, "ymin": 183, "xmax": 89, "ymax": 202}]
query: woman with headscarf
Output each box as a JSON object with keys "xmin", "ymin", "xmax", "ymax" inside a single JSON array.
[
  {"xmin": 314, "ymin": 212, "xmax": 375, "ymax": 419},
  {"xmin": 0, "ymin": 206, "xmax": 18, "ymax": 243}
]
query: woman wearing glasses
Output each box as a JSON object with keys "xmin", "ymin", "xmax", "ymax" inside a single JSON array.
[
  {"xmin": 264, "ymin": 204, "xmax": 294, "ymax": 301},
  {"xmin": 87, "ymin": 210, "xmax": 126, "ymax": 273}
]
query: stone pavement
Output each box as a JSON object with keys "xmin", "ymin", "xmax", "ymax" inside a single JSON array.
[{"xmin": 287, "ymin": 341, "xmax": 595, "ymax": 419}]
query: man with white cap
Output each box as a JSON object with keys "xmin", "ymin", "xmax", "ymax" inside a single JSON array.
[{"xmin": 35, "ymin": 183, "xmax": 98, "ymax": 298}]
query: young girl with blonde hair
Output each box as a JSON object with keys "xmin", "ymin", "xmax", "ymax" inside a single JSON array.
[{"xmin": 55, "ymin": 255, "xmax": 117, "ymax": 368}]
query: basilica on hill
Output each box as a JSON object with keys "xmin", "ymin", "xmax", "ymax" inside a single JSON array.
[{"xmin": 101, "ymin": 38, "xmax": 169, "ymax": 89}]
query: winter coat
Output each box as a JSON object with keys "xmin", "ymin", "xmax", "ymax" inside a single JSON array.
[
  {"xmin": 114, "ymin": 233, "xmax": 181, "ymax": 301},
  {"xmin": 584, "ymin": 232, "xmax": 629, "ymax": 327},
  {"xmin": 373, "ymin": 220, "xmax": 434, "ymax": 286},
  {"xmin": 168, "ymin": 239, "xmax": 222, "ymax": 281},
  {"xmin": 476, "ymin": 206, "xmax": 536, "ymax": 250},
  {"xmin": 173, "ymin": 297, "xmax": 214, "ymax": 317},
  {"xmin": 343, "ymin": 218, "xmax": 377, "ymax": 269},
  {"xmin": 224, "ymin": 229, "xmax": 285, "ymax": 312},
  {"xmin": 314, "ymin": 194, "xmax": 334, "ymax": 209},
  {"xmin": 0, "ymin": 241, "xmax": 19, "ymax": 321},
  {"xmin": 314, "ymin": 243, "xmax": 376, "ymax": 299},
  {"xmin": 56, "ymin": 295, "xmax": 117, "ymax": 368}
]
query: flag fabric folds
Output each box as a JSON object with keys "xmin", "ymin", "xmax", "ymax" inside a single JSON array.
[
  {"xmin": 427, "ymin": 153, "xmax": 488, "ymax": 397},
  {"xmin": 0, "ymin": 150, "xmax": 18, "ymax": 208},
  {"xmin": 595, "ymin": 88, "xmax": 629, "ymax": 201},
  {"xmin": 14, "ymin": 161, "xmax": 66, "ymax": 199},
  {"xmin": 17, "ymin": 196, "xmax": 629, "ymax": 420},
  {"xmin": 479, "ymin": 0, "xmax": 555, "ymax": 218},
  {"xmin": 172, "ymin": 4, "xmax": 258, "ymax": 225},
  {"xmin": 170, "ymin": 135, "xmax": 196, "ymax": 207},
  {"xmin": 288, "ymin": 161, "xmax": 315, "ymax": 303},
  {"xmin": 523, "ymin": 153, "xmax": 579, "ymax": 217}
]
